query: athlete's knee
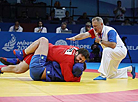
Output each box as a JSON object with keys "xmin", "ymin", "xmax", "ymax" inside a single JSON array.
[{"xmin": 40, "ymin": 37, "xmax": 49, "ymax": 43}]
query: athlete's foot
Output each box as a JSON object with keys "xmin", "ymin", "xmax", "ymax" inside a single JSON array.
[
  {"xmin": 93, "ymin": 76, "xmax": 106, "ymax": 80},
  {"xmin": 13, "ymin": 49, "xmax": 26, "ymax": 61},
  {"xmin": 0, "ymin": 57, "xmax": 20, "ymax": 65},
  {"xmin": 0, "ymin": 65, "xmax": 6, "ymax": 74},
  {"xmin": 131, "ymin": 65, "xmax": 136, "ymax": 79}
]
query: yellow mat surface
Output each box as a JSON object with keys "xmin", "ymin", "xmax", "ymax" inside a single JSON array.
[{"xmin": 0, "ymin": 71, "xmax": 138, "ymax": 97}]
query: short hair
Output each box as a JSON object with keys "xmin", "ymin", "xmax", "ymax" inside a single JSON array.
[
  {"xmin": 117, "ymin": 0, "xmax": 121, "ymax": 4},
  {"xmin": 85, "ymin": 22, "xmax": 91, "ymax": 26},
  {"xmin": 92, "ymin": 17, "xmax": 104, "ymax": 24},
  {"xmin": 37, "ymin": 21, "xmax": 43, "ymax": 27},
  {"xmin": 61, "ymin": 22, "xmax": 67, "ymax": 26},
  {"xmin": 77, "ymin": 48, "xmax": 90, "ymax": 60},
  {"xmin": 15, "ymin": 20, "xmax": 19, "ymax": 23},
  {"xmin": 15, "ymin": 20, "xmax": 19, "ymax": 25}
]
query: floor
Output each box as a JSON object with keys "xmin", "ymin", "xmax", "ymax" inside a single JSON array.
[{"xmin": 0, "ymin": 62, "xmax": 138, "ymax": 102}]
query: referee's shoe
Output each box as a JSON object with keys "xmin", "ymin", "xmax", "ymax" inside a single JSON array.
[{"xmin": 131, "ymin": 65, "xmax": 136, "ymax": 79}]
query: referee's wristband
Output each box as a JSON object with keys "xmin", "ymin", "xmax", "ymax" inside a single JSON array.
[{"xmin": 99, "ymin": 39, "xmax": 102, "ymax": 44}]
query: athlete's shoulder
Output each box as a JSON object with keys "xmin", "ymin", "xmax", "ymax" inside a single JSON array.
[
  {"xmin": 10, "ymin": 26, "xmax": 14, "ymax": 29},
  {"xmin": 56, "ymin": 27, "xmax": 61, "ymax": 30},
  {"xmin": 19, "ymin": 26, "xmax": 23, "ymax": 29},
  {"xmin": 81, "ymin": 27, "xmax": 85, "ymax": 30}
]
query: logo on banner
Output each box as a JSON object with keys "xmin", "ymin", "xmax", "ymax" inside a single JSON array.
[
  {"xmin": 2, "ymin": 34, "xmax": 33, "ymax": 52},
  {"xmin": 127, "ymin": 46, "xmax": 138, "ymax": 50},
  {"xmin": 16, "ymin": 40, "xmax": 33, "ymax": 50},
  {"xmin": 54, "ymin": 40, "xmax": 91, "ymax": 50},
  {"xmin": 70, "ymin": 40, "xmax": 91, "ymax": 49},
  {"xmin": 2, "ymin": 34, "xmax": 16, "ymax": 51},
  {"xmin": 55, "ymin": 39, "xmax": 68, "ymax": 45}
]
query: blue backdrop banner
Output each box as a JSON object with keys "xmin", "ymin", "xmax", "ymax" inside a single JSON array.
[{"xmin": 0, "ymin": 32, "xmax": 138, "ymax": 62}]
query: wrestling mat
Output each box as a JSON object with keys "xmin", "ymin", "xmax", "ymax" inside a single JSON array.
[{"xmin": 0, "ymin": 63, "xmax": 138, "ymax": 102}]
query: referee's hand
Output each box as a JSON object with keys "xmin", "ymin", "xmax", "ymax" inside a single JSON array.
[
  {"xmin": 66, "ymin": 37, "xmax": 75, "ymax": 41},
  {"xmin": 95, "ymin": 36, "xmax": 101, "ymax": 43}
]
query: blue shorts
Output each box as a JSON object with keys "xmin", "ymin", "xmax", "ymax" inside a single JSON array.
[
  {"xmin": 29, "ymin": 55, "xmax": 64, "ymax": 82},
  {"xmin": 29, "ymin": 55, "xmax": 47, "ymax": 81}
]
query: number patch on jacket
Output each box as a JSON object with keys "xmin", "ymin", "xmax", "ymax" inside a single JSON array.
[{"xmin": 64, "ymin": 47, "xmax": 78, "ymax": 55}]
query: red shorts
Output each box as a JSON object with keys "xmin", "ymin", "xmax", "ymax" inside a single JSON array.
[{"xmin": 23, "ymin": 54, "xmax": 33, "ymax": 65}]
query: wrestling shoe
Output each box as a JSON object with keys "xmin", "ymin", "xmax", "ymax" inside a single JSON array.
[
  {"xmin": 93, "ymin": 76, "xmax": 106, "ymax": 80},
  {"xmin": 131, "ymin": 66, "xmax": 136, "ymax": 79},
  {"xmin": 13, "ymin": 49, "xmax": 26, "ymax": 61},
  {"xmin": 0, "ymin": 57, "xmax": 20, "ymax": 65}
]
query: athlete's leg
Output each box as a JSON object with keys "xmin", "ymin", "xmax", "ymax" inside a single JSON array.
[
  {"xmin": 14, "ymin": 37, "xmax": 49, "ymax": 60},
  {"xmin": 29, "ymin": 37, "xmax": 49, "ymax": 81},
  {"xmin": 33, "ymin": 37, "xmax": 49, "ymax": 55},
  {"xmin": 41, "ymin": 68, "xmax": 46, "ymax": 80},
  {"xmin": 25, "ymin": 37, "xmax": 49, "ymax": 55},
  {"xmin": 1, "ymin": 61, "xmax": 29, "ymax": 74}
]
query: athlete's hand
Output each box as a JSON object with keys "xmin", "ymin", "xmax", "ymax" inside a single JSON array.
[{"xmin": 66, "ymin": 37, "xmax": 75, "ymax": 41}]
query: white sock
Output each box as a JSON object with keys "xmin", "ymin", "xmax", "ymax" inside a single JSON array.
[
  {"xmin": 127, "ymin": 66, "xmax": 132, "ymax": 72},
  {"xmin": 100, "ymin": 73, "xmax": 106, "ymax": 78}
]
